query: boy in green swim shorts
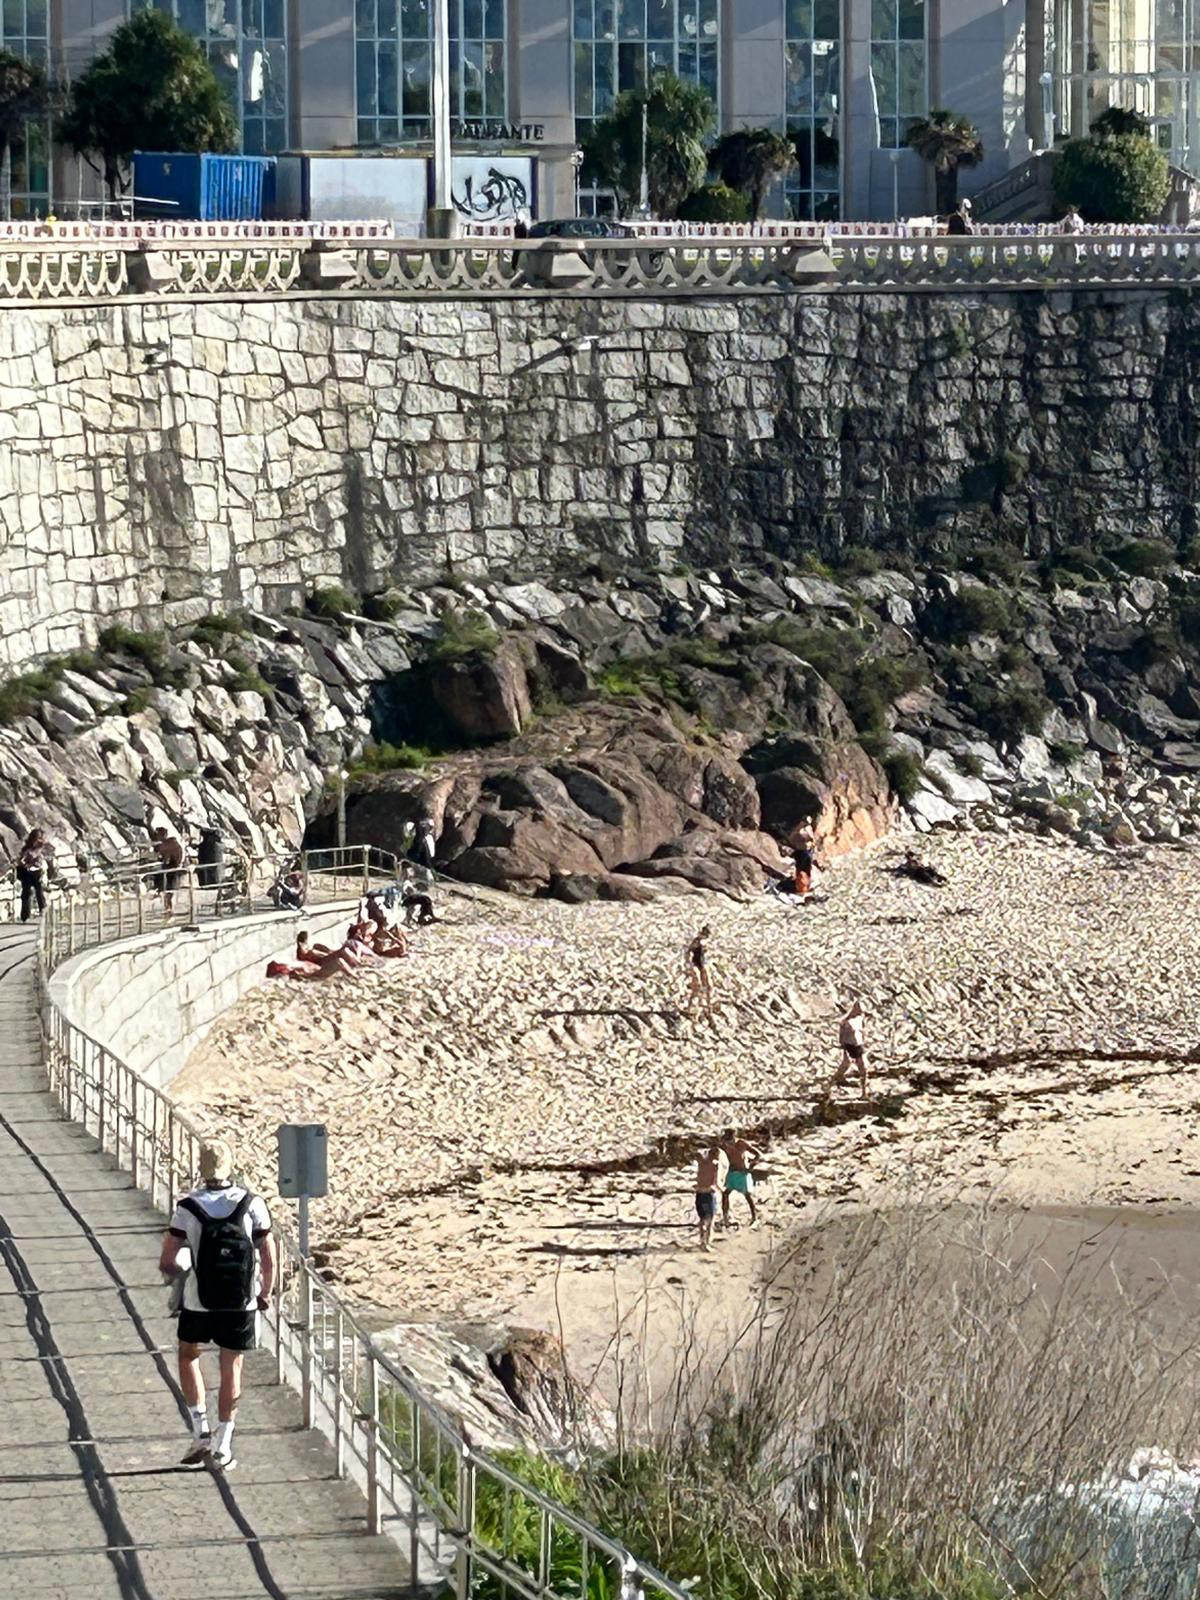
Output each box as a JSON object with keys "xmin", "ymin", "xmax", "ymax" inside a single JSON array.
[{"xmin": 721, "ymin": 1131, "xmax": 761, "ymax": 1229}]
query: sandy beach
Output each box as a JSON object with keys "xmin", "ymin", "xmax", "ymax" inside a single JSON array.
[{"xmin": 174, "ymin": 832, "xmax": 1200, "ymax": 1386}]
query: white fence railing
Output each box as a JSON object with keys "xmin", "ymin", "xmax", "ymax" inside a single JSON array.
[
  {"xmin": 35, "ymin": 843, "xmax": 685, "ymax": 1600},
  {"xmin": 2, "ymin": 229, "xmax": 1200, "ymax": 301}
]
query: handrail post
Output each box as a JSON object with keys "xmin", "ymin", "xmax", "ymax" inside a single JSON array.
[
  {"xmin": 301, "ymin": 1265, "xmax": 315, "ymax": 1428},
  {"xmin": 98, "ymin": 1047, "xmax": 108, "ymax": 1153},
  {"xmin": 334, "ymin": 1307, "xmax": 345, "ymax": 1477},
  {"xmin": 130, "ymin": 1078, "xmax": 140, "ymax": 1189},
  {"xmin": 367, "ymin": 1355, "xmax": 381, "ymax": 1535},
  {"xmin": 68, "ymin": 893, "xmax": 77, "ymax": 956},
  {"xmin": 455, "ymin": 1447, "xmax": 476, "ymax": 1600}
]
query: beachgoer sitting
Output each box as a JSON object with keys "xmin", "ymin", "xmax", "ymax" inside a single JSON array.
[
  {"xmin": 897, "ymin": 849, "xmax": 947, "ymax": 887},
  {"xmin": 398, "ymin": 863, "xmax": 437, "ymax": 925},
  {"xmin": 295, "ymin": 930, "xmax": 336, "ymax": 964}
]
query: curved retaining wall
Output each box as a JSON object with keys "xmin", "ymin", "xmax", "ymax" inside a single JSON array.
[{"xmin": 47, "ymin": 900, "xmax": 356, "ymax": 1091}]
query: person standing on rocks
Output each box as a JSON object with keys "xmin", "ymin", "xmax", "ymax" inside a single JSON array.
[
  {"xmin": 159, "ymin": 1139, "xmax": 275, "ymax": 1470},
  {"xmin": 151, "ymin": 826, "xmax": 186, "ymax": 918},
  {"xmin": 721, "ymin": 1130, "xmax": 761, "ymax": 1229},
  {"xmin": 793, "ymin": 831, "xmax": 817, "ymax": 898},
  {"xmin": 830, "ymin": 1000, "xmax": 869, "ymax": 1098},
  {"xmin": 685, "ymin": 924, "xmax": 714, "ymax": 1021},
  {"xmin": 16, "ymin": 828, "xmax": 51, "ymax": 922},
  {"xmin": 414, "ymin": 817, "xmax": 437, "ymax": 870},
  {"xmin": 695, "ymin": 1144, "xmax": 721, "ymax": 1250}
]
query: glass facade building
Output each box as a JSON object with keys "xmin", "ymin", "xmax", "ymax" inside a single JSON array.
[
  {"xmin": 355, "ymin": 0, "xmax": 507, "ymax": 144},
  {"xmin": 137, "ymin": 0, "xmax": 288, "ymax": 153},
  {"xmin": 1054, "ymin": 0, "xmax": 1200, "ymax": 170},
  {"xmin": 868, "ymin": 0, "xmax": 927, "ymax": 148},
  {"xmin": 4, "ymin": 0, "xmax": 49, "ymax": 214},
  {"xmin": 572, "ymin": 0, "xmax": 719, "ymax": 149},
  {"xmin": 784, "ymin": 0, "xmax": 841, "ymax": 218}
]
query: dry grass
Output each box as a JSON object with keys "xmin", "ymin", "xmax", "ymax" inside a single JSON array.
[{"xmin": 574, "ymin": 1201, "xmax": 1200, "ymax": 1599}]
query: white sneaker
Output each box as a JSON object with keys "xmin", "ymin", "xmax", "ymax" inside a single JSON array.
[
  {"xmin": 209, "ymin": 1446, "xmax": 236, "ymax": 1471},
  {"xmin": 181, "ymin": 1436, "xmax": 212, "ymax": 1467}
]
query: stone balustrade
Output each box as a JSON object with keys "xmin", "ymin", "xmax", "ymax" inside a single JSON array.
[{"xmin": 2, "ymin": 230, "xmax": 1200, "ymax": 302}]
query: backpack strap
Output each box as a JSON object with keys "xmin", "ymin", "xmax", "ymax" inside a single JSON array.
[
  {"xmin": 178, "ymin": 1192, "xmax": 254, "ymax": 1225},
  {"xmin": 177, "ymin": 1196, "xmax": 209, "ymax": 1225},
  {"xmin": 230, "ymin": 1192, "xmax": 254, "ymax": 1225}
]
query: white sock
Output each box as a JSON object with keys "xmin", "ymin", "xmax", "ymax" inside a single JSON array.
[
  {"xmin": 214, "ymin": 1419, "xmax": 236, "ymax": 1455},
  {"xmin": 188, "ymin": 1406, "xmax": 208, "ymax": 1442}
]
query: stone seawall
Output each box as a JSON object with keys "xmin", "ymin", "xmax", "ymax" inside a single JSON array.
[
  {"xmin": 49, "ymin": 903, "xmax": 354, "ymax": 1090},
  {"xmin": 3, "ymin": 286, "xmax": 1198, "ymax": 668}
]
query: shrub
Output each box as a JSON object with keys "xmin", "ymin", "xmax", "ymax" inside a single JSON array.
[
  {"xmin": 834, "ymin": 545, "xmax": 882, "ymax": 577},
  {"xmin": 307, "ymin": 584, "xmax": 356, "ymax": 619},
  {"xmin": 363, "ymin": 590, "xmax": 403, "ymax": 622},
  {"xmin": 1052, "ymin": 131, "xmax": 1170, "ymax": 222},
  {"xmin": 964, "ymin": 680, "xmax": 1050, "ymax": 744},
  {"xmin": 966, "ymin": 542, "xmax": 1025, "ymax": 583},
  {"xmin": 744, "ymin": 621, "xmax": 928, "ymax": 736},
  {"xmin": 1049, "ymin": 739, "xmax": 1085, "ymax": 766},
  {"xmin": 349, "ymin": 742, "xmax": 432, "ymax": 775},
  {"xmin": 675, "ymin": 182, "xmax": 751, "ymax": 224},
  {"xmin": 0, "ymin": 666, "xmax": 63, "ymax": 725},
  {"xmin": 98, "ymin": 623, "xmax": 168, "ymax": 674},
  {"xmin": 190, "ymin": 613, "xmax": 248, "ymax": 648},
  {"xmin": 938, "ymin": 587, "xmax": 1018, "ymax": 642},
  {"xmin": 881, "ymin": 748, "xmax": 925, "ymax": 802},
  {"xmin": 1110, "ymin": 538, "xmax": 1173, "ymax": 576},
  {"xmin": 429, "ymin": 607, "xmax": 500, "ymax": 662}
]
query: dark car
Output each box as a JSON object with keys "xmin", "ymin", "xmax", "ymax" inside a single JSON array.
[{"xmin": 525, "ymin": 218, "xmax": 636, "ymax": 239}]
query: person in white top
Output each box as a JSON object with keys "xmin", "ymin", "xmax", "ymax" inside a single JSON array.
[{"xmin": 159, "ymin": 1140, "xmax": 275, "ymax": 1469}]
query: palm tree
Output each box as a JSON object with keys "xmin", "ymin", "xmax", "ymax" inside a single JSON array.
[
  {"xmin": 583, "ymin": 72, "xmax": 715, "ymax": 217},
  {"xmin": 906, "ymin": 109, "xmax": 983, "ymax": 216},
  {"xmin": 710, "ymin": 127, "xmax": 796, "ymax": 220},
  {"xmin": 0, "ymin": 51, "xmax": 52, "ymax": 221}
]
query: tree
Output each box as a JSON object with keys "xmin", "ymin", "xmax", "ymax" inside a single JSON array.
[
  {"xmin": 60, "ymin": 9, "xmax": 237, "ymax": 201},
  {"xmin": 1091, "ymin": 105, "xmax": 1150, "ymax": 140},
  {"xmin": 709, "ymin": 127, "xmax": 795, "ymax": 220},
  {"xmin": 582, "ymin": 72, "xmax": 715, "ymax": 218},
  {"xmin": 1053, "ymin": 131, "xmax": 1169, "ymax": 223},
  {"xmin": 0, "ymin": 52, "xmax": 52, "ymax": 222},
  {"xmin": 905, "ymin": 109, "xmax": 984, "ymax": 215},
  {"xmin": 676, "ymin": 182, "xmax": 751, "ymax": 224}
]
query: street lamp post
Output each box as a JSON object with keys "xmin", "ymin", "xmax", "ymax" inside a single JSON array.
[
  {"xmin": 889, "ymin": 148, "xmax": 901, "ymax": 222},
  {"xmin": 428, "ymin": 0, "xmax": 457, "ymax": 237},
  {"xmin": 336, "ymin": 768, "xmax": 348, "ymax": 851},
  {"xmin": 1039, "ymin": 70, "xmax": 1056, "ymax": 150}
]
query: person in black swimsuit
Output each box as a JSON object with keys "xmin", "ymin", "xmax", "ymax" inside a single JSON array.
[{"xmin": 685, "ymin": 924, "xmax": 713, "ymax": 1021}]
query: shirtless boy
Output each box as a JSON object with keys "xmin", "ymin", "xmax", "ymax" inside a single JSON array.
[
  {"xmin": 831, "ymin": 999, "xmax": 869, "ymax": 1097},
  {"xmin": 694, "ymin": 1145, "xmax": 720, "ymax": 1250},
  {"xmin": 721, "ymin": 1130, "xmax": 761, "ymax": 1229}
]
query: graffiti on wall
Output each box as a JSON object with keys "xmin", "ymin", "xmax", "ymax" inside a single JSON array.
[{"xmin": 451, "ymin": 158, "xmax": 532, "ymax": 223}]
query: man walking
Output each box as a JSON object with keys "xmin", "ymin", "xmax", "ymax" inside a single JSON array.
[
  {"xmin": 150, "ymin": 826, "xmax": 186, "ymax": 918},
  {"xmin": 830, "ymin": 999, "xmax": 870, "ymax": 1098},
  {"xmin": 159, "ymin": 1139, "xmax": 275, "ymax": 1470}
]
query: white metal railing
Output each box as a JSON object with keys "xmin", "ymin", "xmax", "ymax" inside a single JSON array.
[
  {"xmin": 35, "ymin": 842, "xmax": 685, "ymax": 1600},
  {"xmin": 4, "ymin": 228, "xmax": 1200, "ymax": 301}
]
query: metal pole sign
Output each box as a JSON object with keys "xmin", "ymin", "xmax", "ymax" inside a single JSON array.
[{"xmin": 277, "ymin": 1123, "xmax": 328, "ymax": 1261}]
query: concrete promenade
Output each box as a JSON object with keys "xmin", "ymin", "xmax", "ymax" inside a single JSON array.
[{"xmin": 0, "ymin": 924, "xmax": 411, "ymax": 1600}]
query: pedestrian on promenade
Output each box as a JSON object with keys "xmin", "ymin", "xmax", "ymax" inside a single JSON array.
[
  {"xmin": 695, "ymin": 1144, "xmax": 721, "ymax": 1250},
  {"xmin": 720, "ymin": 1130, "xmax": 761, "ymax": 1229},
  {"xmin": 150, "ymin": 826, "xmax": 186, "ymax": 917},
  {"xmin": 159, "ymin": 1139, "xmax": 275, "ymax": 1470},
  {"xmin": 16, "ymin": 828, "xmax": 51, "ymax": 922}
]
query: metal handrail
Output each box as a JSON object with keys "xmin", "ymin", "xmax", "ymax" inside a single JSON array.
[{"xmin": 35, "ymin": 843, "xmax": 685, "ymax": 1600}]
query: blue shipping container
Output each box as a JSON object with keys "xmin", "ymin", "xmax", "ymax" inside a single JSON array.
[{"xmin": 133, "ymin": 153, "xmax": 276, "ymax": 222}]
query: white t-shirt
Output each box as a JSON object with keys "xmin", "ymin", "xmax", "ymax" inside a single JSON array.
[{"xmin": 169, "ymin": 1183, "xmax": 272, "ymax": 1313}]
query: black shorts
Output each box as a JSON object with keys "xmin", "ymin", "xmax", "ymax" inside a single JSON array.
[
  {"xmin": 177, "ymin": 1308, "xmax": 257, "ymax": 1352},
  {"xmin": 695, "ymin": 1191, "xmax": 717, "ymax": 1220},
  {"xmin": 844, "ymin": 1044, "xmax": 864, "ymax": 1062}
]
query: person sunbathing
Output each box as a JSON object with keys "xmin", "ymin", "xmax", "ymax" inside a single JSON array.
[{"xmin": 295, "ymin": 930, "xmax": 335, "ymax": 963}]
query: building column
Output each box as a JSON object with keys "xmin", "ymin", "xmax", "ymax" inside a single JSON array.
[
  {"xmin": 725, "ymin": 0, "xmax": 785, "ymax": 136},
  {"xmin": 290, "ymin": 0, "xmax": 357, "ymax": 150}
]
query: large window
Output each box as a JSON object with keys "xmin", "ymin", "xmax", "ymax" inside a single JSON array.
[
  {"xmin": 1054, "ymin": 0, "xmax": 1200, "ymax": 169},
  {"xmin": 138, "ymin": 0, "xmax": 287, "ymax": 153},
  {"xmin": 3, "ymin": 0, "xmax": 48, "ymax": 214},
  {"xmin": 785, "ymin": 0, "xmax": 840, "ymax": 219},
  {"xmin": 356, "ymin": 0, "xmax": 505, "ymax": 144},
  {"xmin": 573, "ymin": 0, "xmax": 719, "ymax": 150},
  {"xmin": 870, "ymin": 0, "xmax": 926, "ymax": 149}
]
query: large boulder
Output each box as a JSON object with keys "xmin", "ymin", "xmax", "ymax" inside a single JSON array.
[
  {"xmin": 429, "ymin": 640, "xmax": 533, "ymax": 740},
  {"xmin": 750, "ymin": 736, "xmax": 894, "ymax": 857}
]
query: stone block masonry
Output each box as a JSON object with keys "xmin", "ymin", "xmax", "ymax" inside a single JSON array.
[{"xmin": 2, "ymin": 287, "xmax": 1199, "ymax": 668}]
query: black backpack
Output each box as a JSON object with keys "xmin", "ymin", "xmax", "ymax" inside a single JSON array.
[{"xmin": 179, "ymin": 1193, "xmax": 256, "ymax": 1311}]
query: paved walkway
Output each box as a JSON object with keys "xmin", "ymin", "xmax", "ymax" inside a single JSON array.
[{"xmin": 0, "ymin": 926, "xmax": 412, "ymax": 1600}]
